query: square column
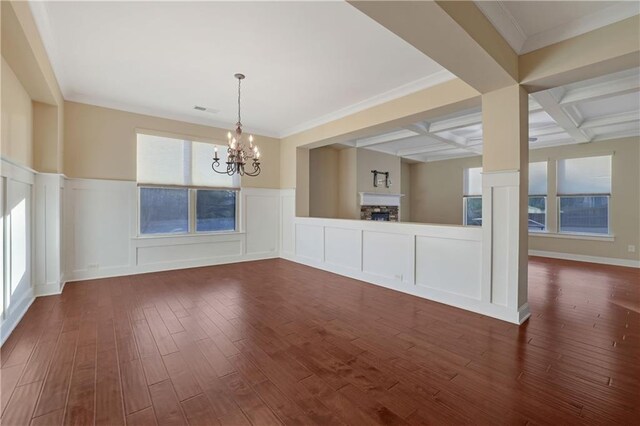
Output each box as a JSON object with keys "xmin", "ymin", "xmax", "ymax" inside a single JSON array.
[{"xmin": 481, "ymin": 85, "xmax": 530, "ymax": 324}]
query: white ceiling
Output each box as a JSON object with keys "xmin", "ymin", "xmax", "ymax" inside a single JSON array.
[
  {"xmin": 476, "ymin": 1, "xmax": 640, "ymax": 54},
  {"xmin": 29, "ymin": 1, "xmax": 452, "ymax": 137},
  {"xmin": 350, "ymin": 68, "xmax": 640, "ymax": 163}
]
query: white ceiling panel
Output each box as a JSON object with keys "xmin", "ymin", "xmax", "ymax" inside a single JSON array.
[{"xmin": 30, "ymin": 0, "xmax": 451, "ymax": 137}]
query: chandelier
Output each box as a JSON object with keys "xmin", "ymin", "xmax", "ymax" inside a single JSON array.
[{"xmin": 212, "ymin": 73, "xmax": 261, "ymax": 176}]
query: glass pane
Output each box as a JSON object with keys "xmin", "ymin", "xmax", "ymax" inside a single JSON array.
[
  {"xmin": 137, "ymin": 134, "xmax": 186, "ymax": 185},
  {"xmin": 529, "ymin": 162, "xmax": 547, "ymax": 195},
  {"xmin": 196, "ymin": 190, "xmax": 236, "ymax": 232},
  {"xmin": 465, "ymin": 196, "xmax": 482, "ymax": 226},
  {"xmin": 559, "ymin": 196, "xmax": 609, "ymax": 234},
  {"xmin": 192, "ymin": 141, "xmax": 240, "ymax": 188},
  {"xmin": 558, "ymin": 155, "xmax": 611, "ymax": 194},
  {"xmin": 528, "ymin": 196, "xmax": 546, "ymax": 231},
  {"xmin": 464, "ymin": 167, "xmax": 482, "ymax": 196},
  {"xmin": 139, "ymin": 188, "xmax": 188, "ymax": 234}
]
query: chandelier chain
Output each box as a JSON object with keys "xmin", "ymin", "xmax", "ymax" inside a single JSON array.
[{"xmin": 237, "ymin": 77, "xmax": 241, "ymax": 125}]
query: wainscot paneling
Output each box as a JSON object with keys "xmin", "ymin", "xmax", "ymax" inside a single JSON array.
[
  {"xmin": 64, "ymin": 180, "xmax": 282, "ymax": 281},
  {"xmin": 324, "ymin": 226, "xmax": 361, "ymax": 271},
  {"xmin": 1, "ymin": 158, "xmax": 36, "ymax": 344}
]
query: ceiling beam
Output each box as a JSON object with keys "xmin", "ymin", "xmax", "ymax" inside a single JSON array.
[
  {"xmin": 580, "ymin": 111, "xmax": 639, "ymax": 129},
  {"xmin": 559, "ymin": 73, "xmax": 640, "ymax": 106},
  {"xmin": 520, "ymin": 15, "xmax": 640, "ymax": 92},
  {"xmin": 428, "ymin": 112, "xmax": 482, "ymax": 133},
  {"xmin": 531, "ymin": 91, "xmax": 591, "ymax": 143},
  {"xmin": 355, "ymin": 129, "xmax": 418, "ymax": 148},
  {"xmin": 348, "ymin": 1, "xmax": 517, "ymax": 93},
  {"xmin": 397, "ymin": 144, "xmax": 453, "ymax": 157}
]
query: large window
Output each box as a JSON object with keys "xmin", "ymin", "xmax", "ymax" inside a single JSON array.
[
  {"xmin": 137, "ymin": 133, "xmax": 239, "ymax": 235},
  {"xmin": 528, "ymin": 162, "xmax": 547, "ymax": 231},
  {"xmin": 557, "ymin": 155, "xmax": 611, "ymax": 235},
  {"xmin": 463, "ymin": 167, "xmax": 483, "ymax": 226}
]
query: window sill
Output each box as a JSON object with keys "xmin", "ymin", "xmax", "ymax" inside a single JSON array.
[
  {"xmin": 528, "ymin": 231, "xmax": 614, "ymax": 242},
  {"xmin": 133, "ymin": 231, "xmax": 245, "ymax": 240}
]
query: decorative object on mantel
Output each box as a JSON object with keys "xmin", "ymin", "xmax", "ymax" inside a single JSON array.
[
  {"xmin": 371, "ymin": 169, "xmax": 391, "ymax": 188},
  {"xmin": 212, "ymin": 73, "xmax": 261, "ymax": 177}
]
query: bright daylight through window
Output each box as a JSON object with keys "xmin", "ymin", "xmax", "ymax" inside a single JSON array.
[{"xmin": 137, "ymin": 133, "xmax": 239, "ymax": 235}]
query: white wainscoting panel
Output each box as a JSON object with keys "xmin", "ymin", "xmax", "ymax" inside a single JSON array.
[
  {"xmin": 137, "ymin": 237, "xmax": 243, "ymax": 266},
  {"xmin": 243, "ymin": 189, "xmax": 279, "ymax": 256},
  {"xmin": 362, "ymin": 230, "xmax": 413, "ymax": 284},
  {"xmin": 1, "ymin": 158, "xmax": 36, "ymax": 344},
  {"xmin": 280, "ymin": 189, "xmax": 296, "ymax": 256},
  {"xmin": 324, "ymin": 226, "xmax": 361, "ymax": 271},
  {"xmin": 295, "ymin": 223, "xmax": 324, "ymax": 262},
  {"xmin": 66, "ymin": 179, "xmax": 134, "ymax": 278},
  {"xmin": 415, "ymin": 236, "xmax": 482, "ymax": 299}
]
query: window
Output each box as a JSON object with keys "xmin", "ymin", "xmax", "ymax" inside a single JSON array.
[
  {"xmin": 528, "ymin": 162, "xmax": 547, "ymax": 231},
  {"xmin": 463, "ymin": 167, "xmax": 482, "ymax": 226},
  {"xmin": 557, "ymin": 155, "xmax": 611, "ymax": 235},
  {"xmin": 137, "ymin": 133, "xmax": 239, "ymax": 235}
]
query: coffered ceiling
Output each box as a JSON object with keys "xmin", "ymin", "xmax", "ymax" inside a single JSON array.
[{"xmin": 351, "ymin": 68, "xmax": 640, "ymax": 163}]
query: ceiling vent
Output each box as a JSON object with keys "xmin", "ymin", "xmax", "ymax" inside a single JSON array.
[{"xmin": 193, "ymin": 105, "xmax": 219, "ymax": 114}]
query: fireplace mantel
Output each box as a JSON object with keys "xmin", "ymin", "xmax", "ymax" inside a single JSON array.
[{"xmin": 359, "ymin": 192, "xmax": 404, "ymax": 207}]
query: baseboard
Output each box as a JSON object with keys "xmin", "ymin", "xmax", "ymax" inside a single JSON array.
[
  {"xmin": 1, "ymin": 291, "xmax": 35, "ymax": 345},
  {"xmin": 529, "ymin": 250, "xmax": 640, "ymax": 268},
  {"xmin": 34, "ymin": 281, "xmax": 64, "ymax": 296},
  {"xmin": 65, "ymin": 252, "xmax": 280, "ymax": 283}
]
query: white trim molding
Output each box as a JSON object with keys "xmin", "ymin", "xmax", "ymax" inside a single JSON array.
[{"xmin": 529, "ymin": 250, "xmax": 640, "ymax": 269}]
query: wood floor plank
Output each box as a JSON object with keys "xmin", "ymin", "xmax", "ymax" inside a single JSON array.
[
  {"xmin": 1, "ymin": 381, "xmax": 42, "ymax": 426},
  {"xmin": 33, "ymin": 330, "xmax": 79, "ymax": 418},
  {"xmin": 63, "ymin": 344, "xmax": 97, "ymax": 425},
  {"xmin": 126, "ymin": 407, "xmax": 157, "ymax": 426},
  {"xmin": 95, "ymin": 347, "xmax": 125, "ymax": 425},
  {"xmin": 120, "ymin": 359, "xmax": 151, "ymax": 415},
  {"xmin": 148, "ymin": 380, "xmax": 187, "ymax": 426},
  {"xmin": 161, "ymin": 351, "xmax": 202, "ymax": 401},
  {"xmin": 180, "ymin": 394, "xmax": 220, "ymax": 426}
]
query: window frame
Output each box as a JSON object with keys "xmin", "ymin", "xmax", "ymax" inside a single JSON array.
[
  {"xmin": 527, "ymin": 195, "xmax": 547, "ymax": 233},
  {"xmin": 463, "ymin": 195, "xmax": 483, "ymax": 226},
  {"xmin": 137, "ymin": 184, "xmax": 240, "ymax": 237},
  {"xmin": 557, "ymin": 193, "xmax": 611, "ymax": 237}
]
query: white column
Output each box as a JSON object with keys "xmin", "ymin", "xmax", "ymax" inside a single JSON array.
[
  {"xmin": 34, "ymin": 173, "xmax": 64, "ymax": 296},
  {"xmin": 481, "ymin": 85, "xmax": 530, "ymax": 324}
]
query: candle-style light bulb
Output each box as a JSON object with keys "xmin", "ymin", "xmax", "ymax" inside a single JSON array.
[
  {"xmin": 256, "ymin": 150, "xmax": 260, "ymax": 159},
  {"xmin": 227, "ymin": 131, "xmax": 232, "ymax": 140},
  {"xmin": 214, "ymin": 146, "xmax": 218, "ymax": 158}
]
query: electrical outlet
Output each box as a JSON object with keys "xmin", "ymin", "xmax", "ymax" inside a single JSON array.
[
  {"xmin": 88, "ymin": 263, "xmax": 99, "ymax": 270},
  {"xmin": 395, "ymin": 274, "xmax": 403, "ymax": 281},
  {"xmin": 628, "ymin": 245, "xmax": 636, "ymax": 253}
]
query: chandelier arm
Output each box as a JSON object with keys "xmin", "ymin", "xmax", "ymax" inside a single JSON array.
[{"xmin": 243, "ymin": 162, "xmax": 261, "ymax": 177}]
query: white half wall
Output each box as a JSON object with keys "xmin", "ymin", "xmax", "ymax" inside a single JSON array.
[{"xmin": 277, "ymin": 215, "xmax": 528, "ymax": 322}]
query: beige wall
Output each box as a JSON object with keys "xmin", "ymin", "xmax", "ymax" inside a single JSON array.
[
  {"xmin": 1, "ymin": 55, "xmax": 33, "ymax": 168},
  {"xmin": 309, "ymin": 146, "xmax": 339, "ymax": 218},
  {"xmin": 338, "ymin": 148, "xmax": 358, "ymax": 219},
  {"xmin": 410, "ymin": 155, "xmax": 482, "ymax": 224},
  {"xmin": 409, "ymin": 137, "xmax": 640, "ymax": 261},
  {"xmin": 400, "ymin": 161, "xmax": 411, "ymax": 222},
  {"xmin": 356, "ymin": 148, "xmax": 401, "ymax": 196},
  {"xmin": 63, "ymin": 101, "xmax": 280, "ymax": 188}
]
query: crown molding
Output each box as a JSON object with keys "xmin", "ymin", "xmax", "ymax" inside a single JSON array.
[
  {"xmin": 64, "ymin": 93, "xmax": 280, "ymax": 138},
  {"xmin": 474, "ymin": 1, "xmax": 527, "ymax": 53},
  {"xmin": 279, "ymin": 70, "xmax": 456, "ymax": 138}
]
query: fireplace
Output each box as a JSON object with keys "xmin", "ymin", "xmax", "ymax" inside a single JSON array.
[
  {"xmin": 360, "ymin": 205, "xmax": 398, "ymax": 221},
  {"xmin": 371, "ymin": 211, "xmax": 390, "ymax": 221}
]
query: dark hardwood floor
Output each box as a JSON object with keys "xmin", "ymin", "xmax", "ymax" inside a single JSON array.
[{"xmin": 1, "ymin": 257, "xmax": 638, "ymax": 425}]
